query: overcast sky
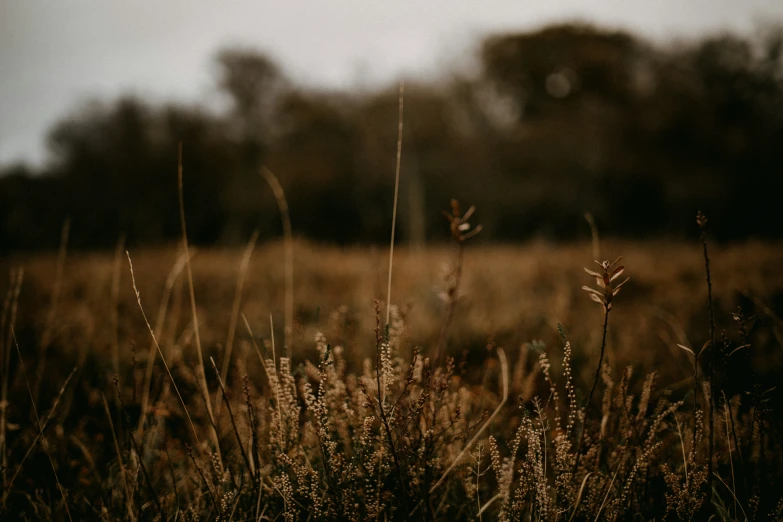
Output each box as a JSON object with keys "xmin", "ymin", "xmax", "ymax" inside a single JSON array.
[{"xmin": 2, "ymin": 0, "xmax": 783, "ymax": 167}]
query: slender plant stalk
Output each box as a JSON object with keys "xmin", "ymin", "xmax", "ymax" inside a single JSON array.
[
  {"xmin": 690, "ymin": 341, "xmax": 704, "ymax": 467},
  {"xmin": 724, "ymin": 391, "xmax": 748, "ymax": 506},
  {"xmin": 215, "ymin": 230, "xmax": 259, "ymax": 417},
  {"xmin": 1, "ymin": 268, "xmax": 23, "ymax": 492},
  {"xmin": 33, "ymin": 218, "xmax": 69, "ymax": 405},
  {"xmin": 102, "ymin": 393, "xmax": 135, "ymax": 521},
  {"xmin": 698, "ymin": 211, "xmax": 715, "ymax": 507},
  {"xmin": 260, "ymin": 166, "xmax": 294, "ymax": 358},
  {"xmin": 386, "ymin": 81, "xmax": 405, "ymax": 327},
  {"xmin": 574, "ymin": 307, "xmax": 611, "ymax": 477},
  {"xmin": 126, "ymin": 251, "xmax": 201, "ymax": 446},
  {"xmin": 13, "ymin": 332, "xmax": 73, "ymax": 522},
  {"xmin": 210, "ymin": 357, "xmax": 252, "ymax": 474},
  {"xmin": 187, "ymin": 444, "xmax": 218, "ymax": 511},
  {"xmin": 113, "ymin": 377, "xmax": 163, "ymax": 518},
  {"xmin": 373, "ymin": 302, "xmax": 409, "ymax": 513},
  {"xmin": 435, "ymin": 241, "xmax": 463, "ymax": 363},
  {"xmin": 137, "ymin": 250, "xmax": 190, "ymax": 437},
  {"xmin": 1, "ymin": 366, "xmax": 75, "ymax": 512},
  {"xmin": 243, "ymin": 315, "xmax": 285, "ymax": 450},
  {"xmin": 110, "ymin": 235, "xmax": 125, "ymax": 381},
  {"xmin": 163, "ymin": 442, "xmax": 180, "ymax": 516},
  {"xmin": 177, "ymin": 143, "xmax": 220, "ymax": 455},
  {"xmin": 584, "ymin": 212, "xmax": 600, "ymax": 261},
  {"xmin": 429, "ymin": 348, "xmax": 508, "ymax": 494}
]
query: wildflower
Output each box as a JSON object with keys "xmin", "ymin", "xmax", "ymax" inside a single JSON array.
[{"xmin": 582, "ymin": 257, "xmax": 629, "ymax": 311}]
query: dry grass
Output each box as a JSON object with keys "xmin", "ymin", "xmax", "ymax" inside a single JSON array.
[{"xmin": 1, "ymin": 237, "xmax": 782, "ymax": 520}]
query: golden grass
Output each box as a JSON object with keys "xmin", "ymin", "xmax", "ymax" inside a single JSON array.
[
  {"xmin": 5, "ymin": 239, "xmax": 781, "ymax": 376},
  {"xmin": 2, "ymin": 239, "xmax": 782, "ymax": 520}
]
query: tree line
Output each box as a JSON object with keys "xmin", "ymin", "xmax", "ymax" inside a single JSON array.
[{"xmin": 2, "ymin": 23, "xmax": 783, "ymax": 251}]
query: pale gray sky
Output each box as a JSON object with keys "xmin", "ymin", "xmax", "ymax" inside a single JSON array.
[{"xmin": 2, "ymin": 0, "xmax": 782, "ymax": 167}]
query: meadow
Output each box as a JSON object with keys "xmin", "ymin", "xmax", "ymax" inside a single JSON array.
[
  {"xmin": 3, "ymin": 16, "xmax": 783, "ymax": 522},
  {"xmin": 1, "ymin": 228, "xmax": 782, "ymax": 520}
]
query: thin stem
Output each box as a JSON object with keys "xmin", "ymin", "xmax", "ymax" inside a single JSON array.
[
  {"xmin": 126, "ymin": 251, "xmax": 201, "ymax": 447},
  {"xmin": 386, "ymin": 81, "xmax": 405, "ymax": 327},
  {"xmin": 137, "ymin": 250, "xmax": 190, "ymax": 438},
  {"xmin": 700, "ymin": 222, "xmax": 715, "ymax": 507},
  {"xmin": 260, "ymin": 166, "xmax": 294, "ymax": 358},
  {"xmin": 574, "ymin": 307, "xmax": 611, "ymax": 477},
  {"xmin": 430, "ymin": 348, "xmax": 508, "ymax": 494},
  {"xmin": 33, "ymin": 218, "xmax": 69, "ymax": 406},
  {"xmin": 215, "ymin": 230, "xmax": 259, "ymax": 417},
  {"xmin": 1, "ymin": 267, "xmax": 23, "ymax": 493},
  {"xmin": 692, "ymin": 346, "xmax": 700, "ymax": 449},
  {"xmin": 435, "ymin": 241, "xmax": 464, "ymax": 364},
  {"xmin": 177, "ymin": 143, "xmax": 220, "ymax": 454},
  {"xmin": 210, "ymin": 357, "xmax": 253, "ymax": 475},
  {"xmin": 110, "ymin": 235, "xmax": 125, "ymax": 382},
  {"xmin": 1, "ymin": 366, "xmax": 76, "ymax": 512},
  {"xmin": 113, "ymin": 377, "xmax": 163, "ymax": 518},
  {"xmin": 14, "ymin": 332, "xmax": 73, "ymax": 522},
  {"xmin": 374, "ymin": 303, "xmax": 410, "ymax": 513},
  {"xmin": 186, "ymin": 444, "xmax": 218, "ymax": 512},
  {"xmin": 101, "ymin": 393, "xmax": 134, "ymax": 521}
]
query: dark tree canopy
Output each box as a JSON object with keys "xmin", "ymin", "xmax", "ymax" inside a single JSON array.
[{"xmin": 3, "ymin": 24, "xmax": 783, "ymax": 251}]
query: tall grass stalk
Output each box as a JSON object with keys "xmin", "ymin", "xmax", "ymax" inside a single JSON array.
[
  {"xmin": 1, "ymin": 365, "xmax": 76, "ymax": 513},
  {"xmin": 113, "ymin": 377, "xmax": 163, "ymax": 518},
  {"xmin": 430, "ymin": 347, "xmax": 508, "ymax": 494},
  {"xmin": 373, "ymin": 302, "xmax": 409, "ymax": 512},
  {"xmin": 697, "ymin": 211, "xmax": 715, "ymax": 506},
  {"xmin": 126, "ymin": 251, "xmax": 201, "ymax": 447},
  {"xmin": 14, "ymin": 332, "xmax": 73, "ymax": 522},
  {"xmin": 33, "ymin": 218, "xmax": 69, "ymax": 405},
  {"xmin": 435, "ymin": 200, "xmax": 481, "ymax": 363},
  {"xmin": 215, "ymin": 230, "xmax": 259, "ymax": 417},
  {"xmin": 575, "ymin": 257, "xmax": 627, "ymax": 477},
  {"xmin": 178, "ymin": 143, "xmax": 220, "ymax": 455},
  {"xmin": 102, "ymin": 393, "xmax": 135, "ymax": 521},
  {"xmin": 260, "ymin": 166, "xmax": 294, "ymax": 357},
  {"xmin": 574, "ymin": 306, "xmax": 611, "ymax": 476},
  {"xmin": 584, "ymin": 212, "xmax": 600, "ymax": 261},
  {"xmin": 210, "ymin": 357, "xmax": 252, "ymax": 473},
  {"xmin": 386, "ymin": 81, "xmax": 404, "ymax": 327},
  {"xmin": 1, "ymin": 268, "xmax": 23, "ymax": 491},
  {"xmin": 110, "ymin": 235, "xmax": 125, "ymax": 382},
  {"xmin": 242, "ymin": 314, "xmax": 285, "ymax": 450},
  {"xmin": 137, "ymin": 250, "xmax": 190, "ymax": 437}
]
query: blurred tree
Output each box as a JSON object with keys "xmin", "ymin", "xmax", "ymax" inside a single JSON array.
[
  {"xmin": 216, "ymin": 48, "xmax": 286, "ymax": 157},
  {"xmin": 2, "ymin": 24, "xmax": 783, "ymax": 251},
  {"xmin": 215, "ymin": 49, "xmax": 288, "ymax": 242}
]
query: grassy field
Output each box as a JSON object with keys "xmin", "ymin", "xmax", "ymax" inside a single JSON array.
[{"xmin": 1, "ymin": 238, "xmax": 782, "ymax": 520}]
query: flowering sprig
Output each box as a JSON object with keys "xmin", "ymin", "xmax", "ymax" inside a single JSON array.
[
  {"xmin": 442, "ymin": 199, "xmax": 482, "ymax": 242},
  {"xmin": 582, "ymin": 257, "xmax": 629, "ymax": 311}
]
